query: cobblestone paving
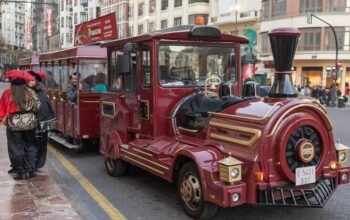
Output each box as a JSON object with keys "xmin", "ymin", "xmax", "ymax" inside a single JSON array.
[{"xmin": 0, "ymin": 125, "xmax": 80, "ymax": 220}]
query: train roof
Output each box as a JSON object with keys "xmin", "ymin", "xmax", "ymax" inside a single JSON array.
[
  {"xmin": 101, "ymin": 25, "xmax": 249, "ymax": 48},
  {"xmin": 38, "ymin": 45, "xmax": 107, "ymax": 62},
  {"xmin": 19, "ymin": 56, "xmax": 39, "ymax": 66}
]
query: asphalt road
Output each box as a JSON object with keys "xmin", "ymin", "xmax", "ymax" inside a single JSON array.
[{"xmin": 1, "ymin": 82, "xmax": 350, "ymax": 220}]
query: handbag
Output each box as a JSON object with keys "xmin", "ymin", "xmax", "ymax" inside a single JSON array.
[{"xmin": 5, "ymin": 112, "xmax": 37, "ymax": 131}]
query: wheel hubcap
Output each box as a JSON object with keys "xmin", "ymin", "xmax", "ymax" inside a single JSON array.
[
  {"xmin": 286, "ymin": 126, "xmax": 322, "ymax": 173},
  {"xmin": 180, "ymin": 172, "xmax": 201, "ymax": 210},
  {"xmin": 106, "ymin": 159, "xmax": 115, "ymax": 171}
]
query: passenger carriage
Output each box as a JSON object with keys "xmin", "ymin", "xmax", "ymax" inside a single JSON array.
[{"xmin": 38, "ymin": 46, "xmax": 107, "ymax": 151}]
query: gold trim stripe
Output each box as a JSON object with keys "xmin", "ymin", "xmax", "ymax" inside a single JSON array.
[
  {"xmin": 123, "ymin": 155, "xmax": 164, "ymax": 175},
  {"xmin": 132, "ymin": 148, "xmax": 153, "ymax": 157},
  {"xmin": 121, "ymin": 149, "xmax": 169, "ymax": 170},
  {"xmin": 209, "ymin": 102, "xmax": 282, "ymax": 123},
  {"xmin": 267, "ymin": 103, "xmax": 333, "ymax": 137},
  {"xmin": 80, "ymin": 100, "xmax": 101, "ymax": 103},
  {"xmin": 178, "ymin": 127, "xmax": 199, "ymax": 133},
  {"xmin": 209, "ymin": 121, "xmax": 261, "ymax": 147}
]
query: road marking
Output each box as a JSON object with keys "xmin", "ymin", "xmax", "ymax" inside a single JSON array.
[{"xmin": 48, "ymin": 144, "xmax": 127, "ymax": 220}]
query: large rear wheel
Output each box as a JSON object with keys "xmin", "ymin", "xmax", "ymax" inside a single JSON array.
[
  {"xmin": 104, "ymin": 158, "xmax": 129, "ymax": 177},
  {"xmin": 177, "ymin": 162, "xmax": 218, "ymax": 219}
]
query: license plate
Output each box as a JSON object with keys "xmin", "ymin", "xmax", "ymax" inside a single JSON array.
[{"xmin": 295, "ymin": 166, "xmax": 316, "ymax": 186}]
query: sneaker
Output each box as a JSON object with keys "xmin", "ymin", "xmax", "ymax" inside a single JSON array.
[
  {"xmin": 28, "ymin": 172, "xmax": 36, "ymax": 178},
  {"xmin": 13, "ymin": 173, "xmax": 29, "ymax": 180},
  {"xmin": 8, "ymin": 168, "xmax": 17, "ymax": 174}
]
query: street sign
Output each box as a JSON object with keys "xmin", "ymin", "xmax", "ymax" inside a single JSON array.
[
  {"xmin": 245, "ymin": 29, "xmax": 257, "ymax": 46},
  {"xmin": 307, "ymin": 12, "xmax": 312, "ymax": 24}
]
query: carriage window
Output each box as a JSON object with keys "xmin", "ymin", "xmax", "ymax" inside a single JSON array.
[
  {"xmin": 109, "ymin": 50, "xmax": 123, "ymax": 92},
  {"xmin": 53, "ymin": 65, "xmax": 60, "ymax": 91},
  {"xmin": 158, "ymin": 45, "xmax": 235, "ymax": 87},
  {"xmin": 79, "ymin": 59, "xmax": 107, "ymax": 92},
  {"xmin": 142, "ymin": 49, "xmax": 151, "ymax": 87},
  {"xmin": 124, "ymin": 52, "xmax": 137, "ymax": 93},
  {"xmin": 42, "ymin": 65, "xmax": 59, "ymax": 90},
  {"xmin": 60, "ymin": 65, "xmax": 69, "ymax": 92}
]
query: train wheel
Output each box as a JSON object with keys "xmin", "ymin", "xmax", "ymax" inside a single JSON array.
[
  {"xmin": 178, "ymin": 162, "xmax": 218, "ymax": 220},
  {"xmin": 105, "ymin": 158, "xmax": 129, "ymax": 177}
]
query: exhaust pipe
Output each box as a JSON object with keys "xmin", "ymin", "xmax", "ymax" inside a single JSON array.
[{"xmin": 268, "ymin": 28, "xmax": 300, "ymax": 98}]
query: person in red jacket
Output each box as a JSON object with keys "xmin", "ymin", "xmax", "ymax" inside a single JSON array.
[{"xmin": 0, "ymin": 70, "xmax": 40, "ymax": 180}]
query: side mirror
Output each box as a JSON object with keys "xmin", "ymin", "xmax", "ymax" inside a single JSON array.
[{"xmin": 116, "ymin": 54, "xmax": 130, "ymax": 75}]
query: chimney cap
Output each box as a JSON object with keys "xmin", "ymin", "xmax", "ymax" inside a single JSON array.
[{"xmin": 268, "ymin": 27, "xmax": 300, "ymax": 36}]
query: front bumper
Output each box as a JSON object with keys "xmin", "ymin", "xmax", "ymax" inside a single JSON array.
[{"xmin": 258, "ymin": 178, "xmax": 336, "ymax": 207}]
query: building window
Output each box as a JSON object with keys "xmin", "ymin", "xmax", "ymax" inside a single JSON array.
[
  {"xmin": 189, "ymin": 0, "xmax": 209, "ymax": 3},
  {"xmin": 262, "ymin": 0, "xmax": 270, "ymax": 20},
  {"xmin": 80, "ymin": 12, "xmax": 87, "ymax": 23},
  {"xmin": 149, "ymin": 0, "xmax": 155, "ymax": 14},
  {"xmin": 129, "ymin": 5, "xmax": 133, "ymax": 18},
  {"xmin": 324, "ymin": 27, "xmax": 344, "ymax": 50},
  {"xmin": 261, "ymin": 32, "xmax": 270, "ymax": 54},
  {"xmin": 138, "ymin": 3, "xmax": 144, "ymax": 16},
  {"xmin": 138, "ymin": 24, "xmax": 143, "ymax": 35},
  {"xmin": 344, "ymin": 27, "xmax": 350, "ymax": 51},
  {"xmin": 61, "ymin": 17, "xmax": 64, "ymax": 27},
  {"xmin": 149, "ymin": 22, "xmax": 155, "ymax": 32},
  {"xmin": 128, "ymin": 26, "xmax": 133, "ymax": 37},
  {"xmin": 161, "ymin": 0, "xmax": 168, "ymax": 10},
  {"xmin": 326, "ymin": 0, "xmax": 346, "ymax": 12},
  {"xmin": 74, "ymin": 12, "xmax": 77, "ymax": 24},
  {"xmin": 188, "ymin": 14, "xmax": 208, "ymax": 25},
  {"xmin": 272, "ymin": 0, "xmax": 286, "ymax": 18},
  {"xmin": 299, "ymin": 28, "xmax": 321, "ymax": 51},
  {"xmin": 175, "ymin": 0, "xmax": 182, "ymax": 7},
  {"xmin": 174, "ymin": 17, "xmax": 181, "ymax": 26},
  {"xmin": 66, "ymin": 33, "xmax": 70, "ymax": 44},
  {"xmin": 300, "ymin": 0, "xmax": 322, "ymax": 14},
  {"xmin": 161, "ymin": 20, "xmax": 167, "ymax": 28}
]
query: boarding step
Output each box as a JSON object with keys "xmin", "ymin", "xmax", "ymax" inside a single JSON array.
[{"xmin": 49, "ymin": 133, "xmax": 80, "ymax": 149}]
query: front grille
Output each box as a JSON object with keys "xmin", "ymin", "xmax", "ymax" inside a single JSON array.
[{"xmin": 258, "ymin": 178, "xmax": 336, "ymax": 207}]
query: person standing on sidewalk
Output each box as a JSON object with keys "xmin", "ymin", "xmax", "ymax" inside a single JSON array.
[
  {"xmin": 0, "ymin": 70, "xmax": 40, "ymax": 180},
  {"xmin": 27, "ymin": 71, "xmax": 56, "ymax": 170}
]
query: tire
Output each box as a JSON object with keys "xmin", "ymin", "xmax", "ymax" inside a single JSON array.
[
  {"xmin": 104, "ymin": 158, "xmax": 129, "ymax": 177},
  {"xmin": 177, "ymin": 162, "xmax": 218, "ymax": 219}
]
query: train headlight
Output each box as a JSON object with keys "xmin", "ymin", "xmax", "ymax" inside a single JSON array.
[
  {"xmin": 232, "ymin": 193, "xmax": 240, "ymax": 203},
  {"xmin": 231, "ymin": 168, "xmax": 240, "ymax": 179},
  {"xmin": 335, "ymin": 140, "xmax": 349, "ymax": 164},
  {"xmin": 218, "ymin": 154, "xmax": 242, "ymax": 184}
]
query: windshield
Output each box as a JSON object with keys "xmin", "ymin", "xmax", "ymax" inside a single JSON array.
[{"xmin": 158, "ymin": 45, "xmax": 235, "ymax": 87}]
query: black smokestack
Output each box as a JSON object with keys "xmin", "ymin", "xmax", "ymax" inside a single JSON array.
[{"xmin": 268, "ymin": 28, "xmax": 300, "ymax": 98}]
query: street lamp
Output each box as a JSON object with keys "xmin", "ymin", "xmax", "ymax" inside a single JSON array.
[{"xmin": 307, "ymin": 12, "xmax": 338, "ymax": 107}]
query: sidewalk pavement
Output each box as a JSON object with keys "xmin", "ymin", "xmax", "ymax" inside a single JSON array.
[{"xmin": 0, "ymin": 125, "xmax": 80, "ymax": 220}]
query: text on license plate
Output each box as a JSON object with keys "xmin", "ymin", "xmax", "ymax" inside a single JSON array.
[{"xmin": 295, "ymin": 166, "xmax": 316, "ymax": 186}]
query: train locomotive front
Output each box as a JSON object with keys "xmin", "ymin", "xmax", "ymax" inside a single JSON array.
[{"xmin": 100, "ymin": 26, "xmax": 350, "ymax": 219}]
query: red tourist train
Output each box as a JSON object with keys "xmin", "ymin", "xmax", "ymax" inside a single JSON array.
[{"xmin": 97, "ymin": 25, "xmax": 350, "ymax": 219}]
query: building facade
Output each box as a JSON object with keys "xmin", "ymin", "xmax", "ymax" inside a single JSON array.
[
  {"xmin": 60, "ymin": 0, "xmax": 102, "ymax": 48},
  {"xmin": 127, "ymin": 0, "xmax": 210, "ymax": 37},
  {"xmin": 0, "ymin": 3, "xmax": 26, "ymax": 48},
  {"xmin": 260, "ymin": 0, "xmax": 350, "ymax": 95},
  {"xmin": 101, "ymin": 0, "xmax": 129, "ymax": 39}
]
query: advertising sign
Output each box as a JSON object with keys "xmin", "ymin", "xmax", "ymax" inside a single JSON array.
[
  {"xmin": 74, "ymin": 13, "xmax": 117, "ymax": 46},
  {"xmin": 25, "ymin": 17, "xmax": 32, "ymax": 47},
  {"xmin": 243, "ymin": 63, "xmax": 255, "ymax": 80},
  {"xmin": 47, "ymin": 9, "xmax": 52, "ymax": 37}
]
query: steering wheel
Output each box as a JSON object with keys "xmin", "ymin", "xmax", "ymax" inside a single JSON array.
[{"xmin": 204, "ymin": 76, "xmax": 221, "ymax": 97}]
